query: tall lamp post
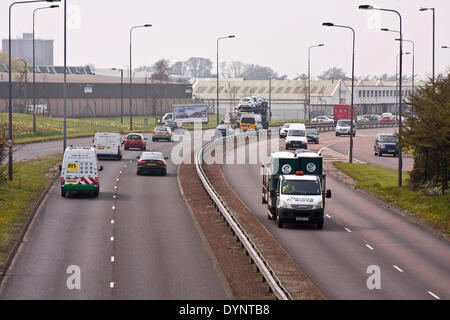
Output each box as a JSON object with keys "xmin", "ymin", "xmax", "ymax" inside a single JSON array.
[
  {"xmin": 322, "ymin": 22, "xmax": 355, "ymax": 164},
  {"xmin": 308, "ymin": 44, "xmax": 325, "ymax": 122},
  {"xmin": 360, "ymin": 4, "xmax": 404, "ymax": 187},
  {"xmin": 8, "ymin": 0, "xmax": 60, "ymax": 182},
  {"xmin": 396, "ymin": 52, "xmax": 411, "ymax": 122},
  {"xmin": 129, "ymin": 24, "xmax": 152, "ymax": 131},
  {"xmin": 396, "ymin": 39, "xmax": 415, "ymax": 95},
  {"xmin": 419, "ymin": 7, "xmax": 435, "ymax": 82},
  {"xmin": 33, "ymin": 4, "xmax": 59, "ymax": 135},
  {"xmin": 216, "ymin": 35, "xmax": 235, "ymax": 126},
  {"xmin": 112, "ymin": 68, "xmax": 124, "ymax": 125}
]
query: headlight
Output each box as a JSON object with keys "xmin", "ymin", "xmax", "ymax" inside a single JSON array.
[
  {"xmin": 312, "ymin": 201, "xmax": 323, "ymax": 209},
  {"xmin": 278, "ymin": 202, "xmax": 293, "ymax": 209}
]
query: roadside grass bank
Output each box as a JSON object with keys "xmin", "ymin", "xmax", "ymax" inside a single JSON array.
[
  {"xmin": 333, "ymin": 162, "xmax": 450, "ymax": 236},
  {"xmin": 0, "ymin": 113, "xmax": 218, "ymax": 144},
  {"xmin": 0, "ymin": 154, "xmax": 61, "ymax": 270}
]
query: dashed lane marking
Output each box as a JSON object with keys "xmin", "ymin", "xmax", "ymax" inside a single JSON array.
[
  {"xmin": 345, "ymin": 227, "xmax": 352, "ymax": 233},
  {"xmin": 365, "ymin": 244, "xmax": 374, "ymax": 250},
  {"xmin": 428, "ymin": 291, "xmax": 440, "ymax": 300},
  {"xmin": 393, "ymin": 265, "xmax": 404, "ymax": 273}
]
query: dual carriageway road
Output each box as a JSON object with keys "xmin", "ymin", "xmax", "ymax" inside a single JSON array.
[{"xmin": 0, "ymin": 127, "xmax": 448, "ymax": 299}]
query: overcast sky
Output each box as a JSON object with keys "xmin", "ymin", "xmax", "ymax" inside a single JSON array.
[{"xmin": 1, "ymin": 0, "xmax": 449, "ymax": 80}]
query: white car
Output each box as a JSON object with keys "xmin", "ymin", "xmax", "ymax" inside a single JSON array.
[
  {"xmin": 311, "ymin": 116, "xmax": 334, "ymax": 124},
  {"xmin": 336, "ymin": 119, "xmax": 356, "ymax": 136},
  {"xmin": 279, "ymin": 123, "xmax": 292, "ymax": 138},
  {"xmin": 285, "ymin": 123, "xmax": 308, "ymax": 150}
]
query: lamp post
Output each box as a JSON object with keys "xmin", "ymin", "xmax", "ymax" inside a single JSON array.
[
  {"xmin": 129, "ymin": 24, "xmax": 152, "ymax": 131},
  {"xmin": 112, "ymin": 68, "xmax": 124, "ymax": 125},
  {"xmin": 322, "ymin": 22, "xmax": 355, "ymax": 164},
  {"xmin": 396, "ymin": 52, "xmax": 411, "ymax": 123},
  {"xmin": 33, "ymin": 4, "xmax": 59, "ymax": 135},
  {"xmin": 419, "ymin": 7, "xmax": 435, "ymax": 82},
  {"xmin": 308, "ymin": 44, "xmax": 324, "ymax": 122},
  {"xmin": 216, "ymin": 35, "xmax": 235, "ymax": 126},
  {"xmin": 8, "ymin": 0, "xmax": 60, "ymax": 181},
  {"xmin": 396, "ymin": 39, "xmax": 415, "ymax": 95},
  {"xmin": 360, "ymin": 4, "xmax": 404, "ymax": 187}
]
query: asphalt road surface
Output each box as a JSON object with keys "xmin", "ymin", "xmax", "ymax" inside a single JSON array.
[
  {"xmin": 0, "ymin": 135, "xmax": 227, "ymax": 299},
  {"xmin": 305, "ymin": 127, "xmax": 414, "ymax": 171},
  {"xmin": 222, "ymin": 136, "xmax": 450, "ymax": 300}
]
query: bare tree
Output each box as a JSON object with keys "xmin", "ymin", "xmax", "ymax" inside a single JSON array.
[
  {"xmin": 185, "ymin": 57, "xmax": 213, "ymax": 78},
  {"xmin": 170, "ymin": 61, "xmax": 188, "ymax": 76},
  {"xmin": 318, "ymin": 67, "xmax": 348, "ymax": 80}
]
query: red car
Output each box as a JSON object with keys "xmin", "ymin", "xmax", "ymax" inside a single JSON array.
[
  {"xmin": 380, "ymin": 114, "xmax": 395, "ymax": 123},
  {"xmin": 124, "ymin": 133, "xmax": 147, "ymax": 151}
]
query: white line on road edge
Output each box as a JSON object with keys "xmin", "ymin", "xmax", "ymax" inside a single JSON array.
[
  {"xmin": 427, "ymin": 291, "xmax": 440, "ymax": 300},
  {"xmin": 345, "ymin": 227, "xmax": 352, "ymax": 233},
  {"xmin": 365, "ymin": 244, "xmax": 374, "ymax": 250},
  {"xmin": 393, "ymin": 265, "xmax": 404, "ymax": 272}
]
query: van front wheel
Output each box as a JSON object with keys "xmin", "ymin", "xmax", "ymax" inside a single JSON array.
[{"xmin": 61, "ymin": 189, "xmax": 66, "ymax": 197}]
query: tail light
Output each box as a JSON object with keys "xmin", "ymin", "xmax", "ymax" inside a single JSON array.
[
  {"xmin": 156, "ymin": 161, "xmax": 165, "ymax": 165},
  {"xmin": 152, "ymin": 131, "xmax": 156, "ymax": 135},
  {"xmin": 61, "ymin": 177, "xmax": 65, "ymax": 185},
  {"xmin": 166, "ymin": 132, "xmax": 170, "ymax": 135},
  {"xmin": 138, "ymin": 160, "xmax": 146, "ymax": 164},
  {"xmin": 118, "ymin": 146, "xmax": 121, "ymax": 153}
]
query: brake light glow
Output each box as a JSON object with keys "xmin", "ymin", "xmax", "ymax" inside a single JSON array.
[
  {"xmin": 138, "ymin": 160, "xmax": 146, "ymax": 164},
  {"xmin": 296, "ymin": 171, "xmax": 305, "ymax": 176}
]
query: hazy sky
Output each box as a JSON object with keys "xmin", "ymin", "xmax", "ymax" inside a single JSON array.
[{"xmin": 1, "ymin": 0, "xmax": 449, "ymax": 80}]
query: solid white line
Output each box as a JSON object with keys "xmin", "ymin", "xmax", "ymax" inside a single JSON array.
[
  {"xmin": 393, "ymin": 265, "xmax": 404, "ymax": 272},
  {"xmin": 345, "ymin": 227, "xmax": 352, "ymax": 233},
  {"xmin": 365, "ymin": 244, "xmax": 374, "ymax": 250},
  {"xmin": 428, "ymin": 291, "xmax": 440, "ymax": 300}
]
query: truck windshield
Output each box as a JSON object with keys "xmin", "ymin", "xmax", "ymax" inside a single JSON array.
[
  {"xmin": 281, "ymin": 180, "xmax": 321, "ymax": 195},
  {"xmin": 380, "ymin": 135, "xmax": 397, "ymax": 143},
  {"xmin": 288, "ymin": 130, "xmax": 305, "ymax": 137},
  {"xmin": 241, "ymin": 118, "xmax": 255, "ymax": 124}
]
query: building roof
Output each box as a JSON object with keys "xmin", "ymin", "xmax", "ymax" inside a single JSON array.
[{"xmin": 192, "ymin": 79, "xmax": 344, "ymax": 100}]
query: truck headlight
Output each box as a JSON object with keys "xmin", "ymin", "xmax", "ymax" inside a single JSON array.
[
  {"xmin": 312, "ymin": 202, "xmax": 323, "ymax": 209},
  {"xmin": 278, "ymin": 202, "xmax": 293, "ymax": 209}
]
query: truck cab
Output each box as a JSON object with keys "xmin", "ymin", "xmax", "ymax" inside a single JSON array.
[{"xmin": 262, "ymin": 151, "xmax": 331, "ymax": 229}]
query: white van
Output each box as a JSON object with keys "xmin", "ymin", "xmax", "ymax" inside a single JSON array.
[
  {"xmin": 60, "ymin": 147, "xmax": 103, "ymax": 197},
  {"xmin": 285, "ymin": 123, "xmax": 307, "ymax": 150},
  {"xmin": 94, "ymin": 132, "xmax": 122, "ymax": 160}
]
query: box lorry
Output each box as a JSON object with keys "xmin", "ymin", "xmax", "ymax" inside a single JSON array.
[
  {"xmin": 262, "ymin": 151, "xmax": 331, "ymax": 229},
  {"xmin": 159, "ymin": 104, "xmax": 209, "ymax": 124}
]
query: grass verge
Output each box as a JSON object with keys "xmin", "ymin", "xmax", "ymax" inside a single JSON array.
[
  {"xmin": 0, "ymin": 154, "xmax": 61, "ymax": 270},
  {"xmin": 0, "ymin": 113, "xmax": 219, "ymax": 144},
  {"xmin": 333, "ymin": 162, "xmax": 450, "ymax": 236}
]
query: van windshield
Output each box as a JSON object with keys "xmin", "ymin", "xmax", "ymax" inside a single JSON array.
[
  {"xmin": 337, "ymin": 120, "xmax": 352, "ymax": 126},
  {"xmin": 281, "ymin": 180, "xmax": 321, "ymax": 195},
  {"xmin": 288, "ymin": 130, "xmax": 305, "ymax": 137}
]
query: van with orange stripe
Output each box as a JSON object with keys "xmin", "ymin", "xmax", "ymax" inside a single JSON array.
[{"xmin": 60, "ymin": 147, "xmax": 103, "ymax": 197}]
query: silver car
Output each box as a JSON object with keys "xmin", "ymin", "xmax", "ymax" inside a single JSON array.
[{"xmin": 152, "ymin": 126, "xmax": 172, "ymax": 142}]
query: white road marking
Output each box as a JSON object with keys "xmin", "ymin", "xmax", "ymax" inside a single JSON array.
[
  {"xmin": 365, "ymin": 244, "xmax": 374, "ymax": 250},
  {"xmin": 111, "ymin": 256, "xmax": 115, "ymax": 263},
  {"xmin": 345, "ymin": 227, "xmax": 352, "ymax": 233},
  {"xmin": 393, "ymin": 265, "xmax": 404, "ymax": 272},
  {"xmin": 119, "ymin": 171, "xmax": 123, "ymax": 174},
  {"xmin": 326, "ymin": 214, "xmax": 332, "ymax": 219},
  {"xmin": 110, "ymin": 236, "xmax": 114, "ymax": 242},
  {"xmin": 113, "ymin": 195, "xmax": 116, "ymax": 199},
  {"xmin": 111, "ymin": 220, "xmax": 115, "ymax": 224},
  {"xmin": 110, "ymin": 282, "xmax": 115, "ymax": 289},
  {"xmin": 114, "ymin": 186, "xmax": 118, "ymax": 190},
  {"xmin": 116, "ymin": 178, "xmax": 119, "ymax": 182},
  {"xmin": 112, "ymin": 206, "xmax": 116, "ymax": 210},
  {"xmin": 427, "ymin": 291, "xmax": 440, "ymax": 300}
]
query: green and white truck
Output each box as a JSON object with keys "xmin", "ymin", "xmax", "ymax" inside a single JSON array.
[{"xmin": 262, "ymin": 151, "xmax": 332, "ymax": 229}]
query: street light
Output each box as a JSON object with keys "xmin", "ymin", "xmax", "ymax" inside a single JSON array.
[
  {"xmin": 216, "ymin": 35, "xmax": 235, "ymax": 126},
  {"xmin": 419, "ymin": 7, "xmax": 435, "ymax": 82},
  {"xmin": 395, "ymin": 39, "xmax": 415, "ymax": 95},
  {"xmin": 112, "ymin": 68, "xmax": 124, "ymax": 125},
  {"xmin": 308, "ymin": 44, "xmax": 324, "ymax": 122},
  {"xmin": 380, "ymin": 28, "xmax": 416, "ymax": 95},
  {"xmin": 33, "ymin": 4, "xmax": 59, "ymax": 134},
  {"xmin": 396, "ymin": 52, "xmax": 411, "ymax": 123},
  {"xmin": 8, "ymin": 0, "xmax": 60, "ymax": 182},
  {"xmin": 130, "ymin": 24, "xmax": 152, "ymax": 131},
  {"xmin": 322, "ymin": 22, "xmax": 355, "ymax": 164},
  {"xmin": 359, "ymin": 4, "xmax": 404, "ymax": 187}
]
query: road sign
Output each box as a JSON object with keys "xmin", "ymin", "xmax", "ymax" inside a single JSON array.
[{"xmin": 6, "ymin": 139, "xmax": 13, "ymax": 148}]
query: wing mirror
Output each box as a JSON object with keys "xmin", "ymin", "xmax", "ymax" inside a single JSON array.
[
  {"xmin": 136, "ymin": 156, "xmax": 141, "ymax": 160},
  {"xmin": 99, "ymin": 166, "xmax": 104, "ymax": 172},
  {"xmin": 326, "ymin": 190, "xmax": 332, "ymax": 198},
  {"xmin": 164, "ymin": 157, "xmax": 169, "ymax": 160}
]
